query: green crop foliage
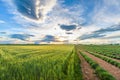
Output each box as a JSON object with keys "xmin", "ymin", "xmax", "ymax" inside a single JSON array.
[
  {"xmin": 0, "ymin": 44, "xmax": 83, "ymax": 80},
  {"xmin": 79, "ymin": 52, "xmax": 116, "ymax": 80},
  {"xmin": 76, "ymin": 44, "xmax": 120, "ymax": 59},
  {"xmin": 88, "ymin": 51, "xmax": 120, "ymax": 68}
]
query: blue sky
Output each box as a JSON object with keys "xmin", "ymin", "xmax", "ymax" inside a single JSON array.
[{"xmin": 0, "ymin": 0, "xmax": 120, "ymax": 44}]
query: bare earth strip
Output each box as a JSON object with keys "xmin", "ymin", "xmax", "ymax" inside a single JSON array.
[
  {"xmin": 82, "ymin": 51, "xmax": 120, "ymax": 80},
  {"xmin": 88, "ymin": 51, "xmax": 120, "ymax": 62},
  {"xmin": 78, "ymin": 52, "xmax": 99, "ymax": 80}
]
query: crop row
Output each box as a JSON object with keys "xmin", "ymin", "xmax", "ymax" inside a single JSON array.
[
  {"xmin": 87, "ymin": 51, "xmax": 120, "ymax": 68},
  {"xmin": 63, "ymin": 49, "xmax": 83, "ymax": 80},
  {"xmin": 0, "ymin": 45, "xmax": 83, "ymax": 80},
  {"xmin": 77, "ymin": 45, "xmax": 120, "ymax": 59},
  {"xmin": 80, "ymin": 51, "xmax": 116, "ymax": 80}
]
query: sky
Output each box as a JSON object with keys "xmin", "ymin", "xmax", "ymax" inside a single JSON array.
[{"xmin": 0, "ymin": 0, "xmax": 120, "ymax": 44}]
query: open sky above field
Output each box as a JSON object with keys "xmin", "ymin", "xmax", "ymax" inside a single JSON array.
[{"xmin": 0, "ymin": 0, "xmax": 120, "ymax": 44}]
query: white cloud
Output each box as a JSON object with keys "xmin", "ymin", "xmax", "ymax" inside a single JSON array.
[
  {"xmin": 2, "ymin": 0, "xmax": 57, "ymax": 23},
  {"xmin": 21, "ymin": 1, "xmax": 84, "ymax": 43},
  {"xmin": 92, "ymin": 0, "xmax": 120, "ymax": 26},
  {"xmin": 1, "ymin": 0, "xmax": 120, "ymax": 44},
  {"xmin": 0, "ymin": 20, "xmax": 5, "ymax": 24},
  {"xmin": 79, "ymin": 38, "xmax": 109, "ymax": 44},
  {"xmin": 32, "ymin": 0, "xmax": 57, "ymax": 22},
  {"xmin": 103, "ymin": 31, "xmax": 120, "ymax": 39}
]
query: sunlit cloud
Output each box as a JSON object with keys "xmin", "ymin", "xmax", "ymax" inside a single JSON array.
[{"xmin": 0, "ymin": 0, "xmax": 120, "ymax": 44}]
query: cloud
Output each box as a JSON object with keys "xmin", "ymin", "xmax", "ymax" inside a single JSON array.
[
  {"xmin": 79, "ymin": 24, "xmax": 120, "ymax": 40},
  {"xmin": 13, "ymin": 0, "xmax": 57, "ymax": 21},
  {"xmin": 66, "ymin": 32, "xmax": 73, "ymax": 34},
  {"xmin": 0, "ymin": 32, "xmax": 6, "ymax": 34},
  {"xmin": 41, "ymin": 35, "xmax": 56, "ymax": 43},
  {"xmin": 79, "ymin": 34, "xmax": 105, "ymax": 40},
  {"xmin": 34, "ymin": 35, "xmax": 58, "ymax": 44},
  {"xmin": 0, "ymin": 20, "xmax": 5, "ymax": 24},
  {"xmin": 1, "ymin": 0, "xmax": 120, "ymax": 44},
  {"xmin": 10, "ymin": 34, "xmax": 34, "ymax": 41},
  {"xmin": 34, "ymin": 35, "xmax": 70, "ymax": 44},
  {"xmin": 94, "ymin": 24, "xmax": 120, "ymax": 33},
  {"xmin": 102, "ymin": 31, "xmax": 120, "ymax": 39},
  {"xmin": 60, "ymin": 24, "xmax": 77, "ymax": 31},
  {"xmin": 0, "ymin": 41, "xmax": 13, "ymax": 44},
  {"xmin": 105, "ymin": 35, "xmax": 120, "ymax": 39},
  {"xmin": 78, "ymin": 38, "xmax": 109, "ymax": 44},
  {"xmin": 90, "ymin": 0, "xmax": 120, "ymax": 26}
]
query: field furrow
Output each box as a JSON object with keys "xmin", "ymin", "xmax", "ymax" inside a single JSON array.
[
  {"xmin": 87, "ymin": 51, "xmax": 120, "ymax": 62},
  {"xmin": 82, "ymin": 51, "xmax": 120, "ymax": 80},
  {"xmin": 78, "ymin": 52, "xmax": 99, "ymax": 80}
]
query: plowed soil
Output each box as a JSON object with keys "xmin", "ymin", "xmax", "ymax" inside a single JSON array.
[
  {"xmin": 82, "ymin": 51, "xmax": 120, "ymax": 80},
  {"xmin": 78, "ymin": 52, "xmax": 99, "ymax": 80},
  {"xmin": 88, "ymin": 51, "xmax": 120, "ymax": 62}
]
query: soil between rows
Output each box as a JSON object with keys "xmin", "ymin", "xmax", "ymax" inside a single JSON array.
[
  {"xmin": 78, "ymin": 52, "xmax": 99, "ymax": 80},
  {"xmin": 87, "ymin": 51, "xmax": 120, "ymax": 62},
  {"xmin": 82, "ymin": 51, "xmax": 120, "ymax": 80}
]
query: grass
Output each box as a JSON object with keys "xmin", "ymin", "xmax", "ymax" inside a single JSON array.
[{"xmin": 0, "ymin": 44, "xmax": 83, "ymax": 80}]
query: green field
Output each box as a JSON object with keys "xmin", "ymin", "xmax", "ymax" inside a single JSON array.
[
  {"xmin": 0, "ymin": 44, "xmax": 120, "ymax": 80},
  {"xmin": 77, "ymin": 45, "xmax": 120, "ymax": 59},
  {"xmin": 0, "ymin": 45, "xmax": 82, "ymax": 80}
]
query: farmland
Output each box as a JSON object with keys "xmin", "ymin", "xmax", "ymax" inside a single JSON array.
[
  {"xmin": 0, "ymin": 45, "xmax": 82, "ymax": 80},
  {"xmin": 76, "ymin": 44, "xmax": 120, "ymax": 80},
  {"xmin": 0, "ymin": 44, "xmax": 120, "ymax": 80},
  {"xmin": 77, "ymin": 45, "xmax": 120, "ymax": 59}
]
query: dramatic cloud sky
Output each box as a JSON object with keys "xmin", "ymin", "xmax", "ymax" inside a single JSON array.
[{"xmin": 0, "ymin": 0, "xmax": 120, "ymax": 44}]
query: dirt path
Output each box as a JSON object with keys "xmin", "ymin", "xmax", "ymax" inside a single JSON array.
[
  {"xmin": 82, "ymin": 51, "xmax": 120, "ymax": 80},
  {"xmin": 78, "ymin": 52, "xmax": 99, "ymax": 80},
  {"xmin": 90, "ymin": 51, "xmax": 120, "ymax": 62}
]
